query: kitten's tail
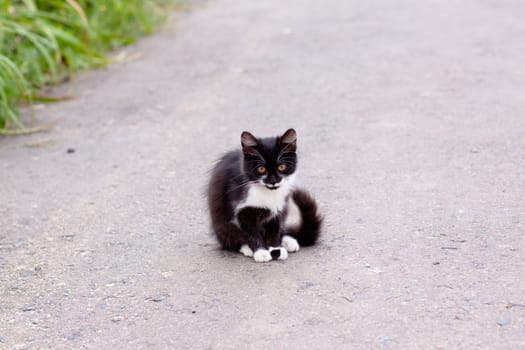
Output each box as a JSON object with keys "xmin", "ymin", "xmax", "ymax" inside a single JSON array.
[{"xmin": 285, "ymin": 188, "xmax": 323, "ymax": 246}]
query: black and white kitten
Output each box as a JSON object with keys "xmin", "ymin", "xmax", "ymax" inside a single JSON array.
[{"xmin": 207, "ymin": 128, "xmax": 322, "ymax": 263}]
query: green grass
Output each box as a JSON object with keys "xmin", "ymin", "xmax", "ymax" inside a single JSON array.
[{"xmin": 0, "ymin": 0, "xmax": 179, "ymax": 134}]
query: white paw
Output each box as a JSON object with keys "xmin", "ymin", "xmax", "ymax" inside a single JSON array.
[
  {"xmin": 253, "ymin": 249, "xmax": 272, "ymax": 263},
  {"xmin": 282, "ymin": 235, "xmax": 300, "ymax": 253},
  {"xmin": 239, "ymin": 244, "xmax": 253, "ymax": 257},
  {"xmin": 269, "ymin": 247, "xmax": 288, "ymax": 260}
]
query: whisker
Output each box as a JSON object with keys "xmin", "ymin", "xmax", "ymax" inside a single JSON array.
[
  {"xmin": 226, "ymin": 180, "xmax": 258, "ymax": 194},
  {"xmin": 209, "ymin": 179, "xmax": 259, "ymax": 205}
]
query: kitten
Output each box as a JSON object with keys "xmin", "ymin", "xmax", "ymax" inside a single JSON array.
[{"xmin": 207, "ymin": 128, "xmax": 323, "ymax": 263}]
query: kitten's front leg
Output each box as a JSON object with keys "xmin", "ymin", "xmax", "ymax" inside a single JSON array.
[
  {"xmin": 237, "ymin": 208, "xmax": 272, "ymax": 262},
  {"xmin": 264, "ymin": 217, "xmax": 288, "ymax": 261}
]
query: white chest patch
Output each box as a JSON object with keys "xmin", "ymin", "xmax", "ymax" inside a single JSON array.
[{"xmin": 235, "ymin": 174, "xmax": 296, "ymax": 217}]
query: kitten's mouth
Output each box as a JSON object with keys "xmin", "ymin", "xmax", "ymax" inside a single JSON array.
[{"xmin": 265, "ymin": 184, "xmax": 280, "ymax": 190}]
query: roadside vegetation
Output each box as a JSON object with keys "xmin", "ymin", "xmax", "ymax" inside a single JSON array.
[{"xmin": 0, "ymin": 0, "xmax": 180, "ymax": 134}]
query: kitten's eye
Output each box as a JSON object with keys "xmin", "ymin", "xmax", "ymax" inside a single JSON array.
[
  {"xmin": 257, "ymin": 166, "xmax": 266, "ymax": 174},
  {"xmin": 278, "ymin": 164, "xmax": 287, "ymax": 172}
]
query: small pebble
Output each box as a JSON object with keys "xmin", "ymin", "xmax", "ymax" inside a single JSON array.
[
  {"xmin": 67, "ymin": 148, "xmax": 75, "ymax": 154},
  {"xmin": 497, "ymin": 318, "xmax": 511, "ymax": 327},
  {"xmin": 21, "ymin": 304, "xmax": 36, "ymax": 312},
  {"xmin": 111, "ymin": 315, "xmax": 124, "ymax": 323},
  {"xmin": 145, "ymin": 295, "xmax": 166, "ymax": 302},
  {"xmin": 377, "ymin": 335, "xmax": 394, "ymax": 344}
]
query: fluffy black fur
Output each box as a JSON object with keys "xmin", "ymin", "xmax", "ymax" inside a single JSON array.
[{"xmin": 207, "ymin": 129, "xmax": 322, "ymax": 257}]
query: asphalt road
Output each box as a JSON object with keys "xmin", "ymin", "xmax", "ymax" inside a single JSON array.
[{"xmin": 1, "ymin": 0, "xmax": 525, "ymax": 348}]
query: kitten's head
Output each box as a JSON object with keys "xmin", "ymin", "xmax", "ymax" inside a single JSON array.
[{"xmin": 241, "ymin": 128, "xmax": 297, "ymax": 190}]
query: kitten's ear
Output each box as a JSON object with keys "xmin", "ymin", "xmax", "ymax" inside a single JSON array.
[
  {"xmin": 241, "ymin": 131, "xmax": 261, "ymax": 156},
  {"xmin": 241, "ymin": 131, "xmax": 258, "ymax": 148},
  {"xmin": 280, "ymin": 128, "xmax": 297, "ymax": 151}
]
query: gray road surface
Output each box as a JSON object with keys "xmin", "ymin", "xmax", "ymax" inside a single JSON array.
[{"xmin": 1, "ymin": 0, "xmax": 525, "ymax": 348}]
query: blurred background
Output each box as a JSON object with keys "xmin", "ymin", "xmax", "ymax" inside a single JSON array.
[{"xmin": 0, "ymin": 0, "xmax": 186, "ymax": 134}]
